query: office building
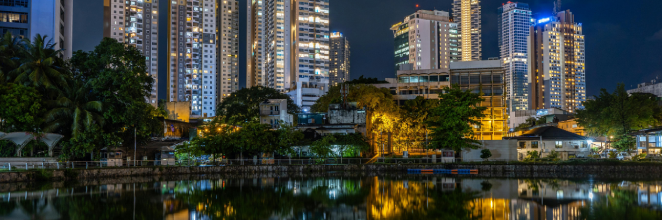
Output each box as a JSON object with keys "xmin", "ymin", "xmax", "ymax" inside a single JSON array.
[
  {"xmin": 167, "ymin": 0, "xmax": 220, "ymax": 118},
  {"xmin": 329, "ymin": 32, "xmax": 349, "ymax": 86},
  {"xmin": 498, "ymin": 2, "xmax": 533, "ymax": 115},
  {"xmin": 373, "ymin": 60, "xmax": 507, "ymax": 140},
  {"xmin": 247, "ymin": 0, "xmax": 330, "ymax": 112},
  {"xmin": 215, "ymin": 0, "xmax": 239, "ymax": 107},
  {"xmin": 104, "ymin": 0, "xmax": 158, "ymax": 105},
  {"xmin": 1, "ymin": 0, "xmax": 73, "ymax": 58},
  {"xmin": 391, "ymin": 10, "xmax": 459, "ymax": 72},
  {"xmin": 528, "ymin": 10, "xmax": 586, "ymax": 112},
  {"xmin": 452, "ymin": 0, "xmax": 481, "ymax": 61}
]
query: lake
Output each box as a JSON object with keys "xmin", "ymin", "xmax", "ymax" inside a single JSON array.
[{"xmin": 1, "ymin": 173, "xmax": 661, "ymax": 220}]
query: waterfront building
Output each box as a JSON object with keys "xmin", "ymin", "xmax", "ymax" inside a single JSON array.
[
  {"xmin": 259, "ymin": 99, "xmax": 294, "ymax": 129},
  {"xmin": 498, "ymin": 2, "xmax": 533, "ymax": 116},
  {"xmin": 247, "ymin": 0, "xmax": 330, "ymax": 112},
  {"xmin": 391, "ymin": 10, "xmax": 459, "ymax": 72},
  {"xmin": 528, "ymin": 10, "xmax": 586, "ymax": 112},
  {"xmin": 329, "ymin": 32, "xmax": 349, "ymax": 86},
  {"xmin": 372, "ymin": 60, "xmax": 507, "ymax": 140},
  {"xmin": 1, "ymin": 0, "xmax": 73, "ymax": 58},
  {"xmin": 452, "ymin": 0, "xmax": 481, "ymax": 61},
  {"xmin": 507, "ymin": 126, "xmax": 591, "ymax": 160},
  {"xmin": 104, "ymin": 0, "xmax": 158, "ymax": 105}
]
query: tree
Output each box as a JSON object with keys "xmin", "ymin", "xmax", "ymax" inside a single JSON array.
[
  {"xmin": 397, "ymin": 96, "xmax": 437, "ymax": 152},
  {"xmin": 216, "ymin": 86, "xmax": 299, "ymax": 125},
  {"xmin": 10, "ymin": 34, "xmax": 68, "ymax": 91},
  {"xmin": 277, "ymin": 123, "xmax": 304, "ymax": 161},
  {"xmin": 333, "ymin": 133, "xmax": 369, "ymax": 163},
  {"xmin": 43, "ymin": 80, "xmax": 104, "ymax": 138},
  {"xmin": 426, "ymin": 85, "xmax": 486, "ymax": 151},
  {"xmin": 69, "ymin": 38, "xmax": 158, "ymax": 147},
  {"xmin": 480, "ymin": 149, "xmax": 492, "ymax": 161},
  {"xmin": 0, "ymin": 83, "xmax": 44, "ymax": 132},
  {"xmin": 577, "ymin": 83, "xmax": 661, "ymax": 151},
  {"xmin": 345, "ymin": 75, "xmax": 388, "ymax": 84},
  {"xmin": 310, "ymin": 135, "xmax": 336, "ymax": 162},
  {"xmin": 525, "ymin": 151, "xmax": 540, "ymax": 161},
  {"xmin": 547, "ymin": 150, "xmax": 560, "ymax": 161},
  {"xmin": 0, "ymin": 32, "xmax": 22, "ymax": 84}
]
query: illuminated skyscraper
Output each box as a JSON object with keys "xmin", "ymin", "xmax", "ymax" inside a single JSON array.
[
  {"xmin": 329, "ymin": 32, "xmax": 349, "ymax": 86},
  {"xmin": 247, "ymin": 0, "xmax": 330, "ymax": 111},
  {"xmin": 498, "ymin": 2, "xmax": 533, "ymax": 115},
  {"xmin": 215, "ymin": 0, "xmax": 240, "ymax": 110},
  {"xmin": 452, "ymin": 0, "xmax": 481, "ymax": 61},
  {"xmin": 528, "ymin": 10, "xmax": 586, "ymax": 112},
  {"xmin": 104, "ymin": 0, "xmax": 158, "ymax": 105},
  {"xmin": 391, "ymin": 10, "xmax": 459, "ymax": 72}
]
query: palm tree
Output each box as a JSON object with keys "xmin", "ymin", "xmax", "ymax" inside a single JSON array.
[
  {"xmin": 0, "ymin": 32, "xmax": 22, "ymax": 83},
  {"xmin": 10, "ymin": 34, "xmax": 68, "ymax": 90},
  {"xmin": 43, "ymin": 80, "xmax": 104, "ymax": 137}
]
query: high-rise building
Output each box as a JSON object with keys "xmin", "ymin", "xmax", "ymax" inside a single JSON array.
[
  {"xmin": 391, "ymin": 10, "xmax": 459, "ymax": 72},
  {"xmin": 452, "ymin": 0, "xmax": 481, "ymax": 61},
  {"xmin": 247, "ymin": 0, "xmax": 330, "ymax": 112},
  {"xmin": 528, "ymin": 10, "xmax": 586, "ymax": 112},
  {"xmin": 498, "ymin": 2, "xmax": 533, "ymax": 116},
  {"xmin": 167, "ymin": 0, "xmax": 220, "ymax": 118},
  {"xmin": 1, "ymin": 0, "xmax": 73, "ymax": 58},
  {"xmin": 215, "ymin": 0, "xmax": 240, "ymax": 110},
  {"xmin": 104, "ymin": 0, "xmax": 158, "ymax": 105},
  {"xmin": 329, "ymin": 32, "xmax": 349, "ymax": 86}
]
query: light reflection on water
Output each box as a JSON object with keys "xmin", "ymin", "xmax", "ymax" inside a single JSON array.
[{"xmin": 0, "ymin": 176, "xmax": 661, "ymax": 220}]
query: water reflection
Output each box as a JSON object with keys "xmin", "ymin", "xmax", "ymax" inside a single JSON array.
[{"xmin": 0, "ymin": 176, "xmax": 661, "ymax": 220}]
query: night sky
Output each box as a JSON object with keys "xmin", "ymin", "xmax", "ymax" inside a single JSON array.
[{"xmin": 73, "ymin": 0, "xmax": 662, "ymax": 99}]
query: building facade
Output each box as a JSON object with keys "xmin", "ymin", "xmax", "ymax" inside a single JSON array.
[
  {"xmin": 329, "ymin": 32, "xmax": 349, "ymax": 86},
  {"xmin": 247, "ymin": 0, "xmax": 330, "ymax": 112},
  {"xmin": 1, "ymin": 0, "xmax": 73, "ymax": 58},
  {"xmin": 215, "ymin": 0, "xmax": 240, "ymax": 109},
  {"xmin": 104, "ymin": 0, "xmax": 158, "ymax": 105},
  {"xmin": 452, "ymin": 0, "xmax": 481, "ymax": 61},
  {"xmin": 166, "ymin": 0, "xmax": 234, "ymax": 118},
  {"xmin": 498, "ymin": 2, "xmax": 533, "ymax": 115},
  {"xmin": 528, "ymin": 10, "xmax": 586, "ymax": 112},
  {"xmin": 391, "ymin": 10, "xmax": 459, "ymax": 72},
  {"xmin": 373, "ymin": 60, "xmax": 507, "ymax": 140}
]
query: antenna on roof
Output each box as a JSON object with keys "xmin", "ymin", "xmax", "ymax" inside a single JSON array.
[{"xmin": 554, "ymin": 0, "xmax": 562, "ymax": 14}]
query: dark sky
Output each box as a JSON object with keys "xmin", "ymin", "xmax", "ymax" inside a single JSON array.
[{"xmin": 73, "ymin": 0, "xmax": 662, "ymax": 99}]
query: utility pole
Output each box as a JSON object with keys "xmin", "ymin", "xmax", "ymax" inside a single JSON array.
[{"xmin": 134, "ymin": 127, "xmax": 136, "ymax": 167}]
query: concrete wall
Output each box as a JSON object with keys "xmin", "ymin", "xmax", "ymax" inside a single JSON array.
[
  {"xmin": 462, "ymin": 140, "xmax": 518, "ymax": 162},
  {"xmin": 328, "ymin": 109, "xmax": 366, "ymax": 125}
]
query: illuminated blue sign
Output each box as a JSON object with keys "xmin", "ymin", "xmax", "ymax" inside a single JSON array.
[{"xmin": 537, "ymin": 17, "xmax": 551, "ymax": 24}]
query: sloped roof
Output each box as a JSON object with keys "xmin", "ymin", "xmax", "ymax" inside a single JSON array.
[{"xmin": 506, "ymin": 126, "xmax": 588, "ymax": 141}]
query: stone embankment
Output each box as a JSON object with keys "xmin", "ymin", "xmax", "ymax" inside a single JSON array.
[{"xmin": 2, "ymin": 164, "xmax": 662, "ymax": 184}]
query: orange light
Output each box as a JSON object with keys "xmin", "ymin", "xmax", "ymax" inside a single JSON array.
[{"xmin": 416, "ymin": 4, "xmax": 419, "ymax": 7}]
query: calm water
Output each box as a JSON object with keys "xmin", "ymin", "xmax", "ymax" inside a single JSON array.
[{"xmin": 1, "ymin": 174, "xmax": 662, "ymax": 220}]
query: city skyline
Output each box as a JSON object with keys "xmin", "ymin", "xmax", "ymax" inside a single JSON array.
[{"xmin": 71, "ymin": 0, "xmax": 662, "ymax": 99}]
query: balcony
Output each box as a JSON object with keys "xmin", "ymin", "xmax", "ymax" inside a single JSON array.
[{"xmin": 260, "ymin": 110, "xmax": 280, "ymax": 116}]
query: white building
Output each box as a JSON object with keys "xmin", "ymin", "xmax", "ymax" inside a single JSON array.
[
  {"xmin": 247, "ymin": 0, "xmax": 330, "ymax": 112},
  {"xmin": 0, "ymin": 0, "xmax": 73, "ymax": 58},
  {"xmin": 452, "ymin": 0, "xmax": 482, "ymax": 61},
  {"xmin": 507, "ymin": 126, "xmax": 591, "ymax": 160},
  {"xmin": 391, "ymin": 10, "xmax": 459, "ymax": 72},
  {"xmin": 528, "ymin": 10, "xmax": 586, "ymax": 112},
  {"xmin": 498, "ymin": 2, "xmax": 533, "ymax": 116},
  {"xmin": 104, "ymin": 0, "xmax": 158, "ymax": 105}
]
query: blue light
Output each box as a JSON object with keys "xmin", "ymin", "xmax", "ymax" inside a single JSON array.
[{"xmin": 537, "ymin": 17, "xmax": 551, "ymax": 24}]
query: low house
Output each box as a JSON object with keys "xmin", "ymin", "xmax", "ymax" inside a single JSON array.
[
  {"xmin": 634, "ymin": 128, "xmax": 662, "ymax": 155},
  {"xmin": 259, "ymin": 99, "xmax": 294, "ymax": 128},
  {"xmin": 505, "ymin": 126, "xmax": 591, "ymax": 160}
]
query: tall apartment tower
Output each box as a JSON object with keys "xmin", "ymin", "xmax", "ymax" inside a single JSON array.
[
  {"xmin": 1, "ymin": 0, "xmax": 73, "ymax": 58},
  {"xmin": 103, "ymin": 0, "xmax": 158, "ymax": 105},
  {"xmin": 216, "ymin": 0, "xmax": 240, "ymax": 104},
  {"xmin": 391, "ymin": 10, "xmax": 459, "ymax": 72},
  {"xmin": 167, "ymin": 0, "xmax": 220, "ymax": 118},
  {"xmin": 247, "ymin": 0, "xmax": 330, "ymax": 111},
  {"xmin": 452, "ymin": 0, "xmax": 481, "ymax": 61},
  {"xmin": 498, "ymin": 2, "xmax": 533, "ymax": 115},
  {"xmin": 329, "ymin": 32, "xmax": 349, "ymax": 86},
  {"xmin": 528, "ymin": 10, "xmax": 586, "ymax": 112}
]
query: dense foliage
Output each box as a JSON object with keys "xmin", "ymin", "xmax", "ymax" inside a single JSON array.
[
  {"xmin": 577, "ymin": 83, "xmax": 661, "ymax": 151},
  {"xmin": 426, "ymin": 86, "xmax": 486, "ymax": 151},
  {"xmin": 0, "ymin": 34, "xmax": 162, "ymax": 159}
]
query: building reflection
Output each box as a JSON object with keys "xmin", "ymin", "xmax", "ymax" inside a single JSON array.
[{"xmin": 0, "ymin": 178, "xmax": 662, "ymax": 219}]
